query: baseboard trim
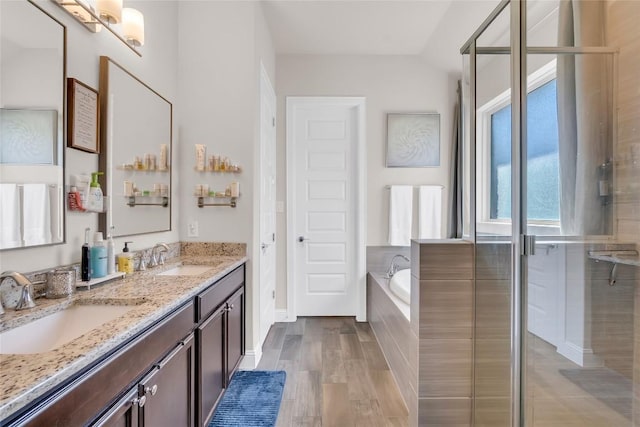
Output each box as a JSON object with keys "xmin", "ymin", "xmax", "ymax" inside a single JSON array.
[
  {"xmin": 556, "ymin": 341, "xmax": 603, "ymax": 368},
  {"xmin": 239, "ymin": 347, "xmax": 263, "ymax": 370},
  {"xmin": 275, "ymin": 309, "xmax": 296, "ymax": 322}
]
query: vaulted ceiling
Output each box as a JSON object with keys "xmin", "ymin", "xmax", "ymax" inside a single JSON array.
[{"xmin": 262, "ymin": 0, "xmax": 502, "ymax": 72}]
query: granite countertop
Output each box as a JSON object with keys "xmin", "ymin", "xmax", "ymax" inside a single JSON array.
[{"xmin": 0, "ymin": 254, "xmax": 247, "ymax": 421}]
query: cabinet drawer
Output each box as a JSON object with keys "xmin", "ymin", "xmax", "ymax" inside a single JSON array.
[
  {"xmin": 196, "ymin": 266, "xmax": 244, "ymax": 322},
  {"xmin": 16, "ymin": 302, "xmax": 194, "ymax": 427}
]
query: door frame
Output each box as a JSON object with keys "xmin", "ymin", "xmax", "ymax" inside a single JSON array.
[
  {"xmin": 257, "ymin": 62, "xmax": 277, "ymax": 346},
  {"xmin": 285, "ymin": 96, "xmax": 367, "ymax": 322}
]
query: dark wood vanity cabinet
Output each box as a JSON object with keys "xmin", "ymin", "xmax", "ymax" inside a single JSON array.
[
  {"xmin": 4, "ymin": 264, "xmax": 246, "ymax": 427},
  {"xmin": 138, "ymin": 335, "xmax": 195, "ymax": 427},
  {"xmin": 195, "ymin": 266, "xmax": 245, "ymax": 426},
  {"xmin": 92, "ymin": 334, "xmax": 195, "ymax": 427}
]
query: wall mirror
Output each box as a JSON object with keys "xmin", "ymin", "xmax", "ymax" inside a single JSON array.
[
  {"xmin": 99, "ymin": 56, "xmax": 172, "ymax": 237},
  {"xmin": 0, "ymin": 0, "xmax": 66, "ymax": 250}
]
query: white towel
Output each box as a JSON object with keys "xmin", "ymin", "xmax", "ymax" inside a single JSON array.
[
  {"xmin": 388, "ymin": 185, "xmax": 413, "ymax": 246},
  {"xmin": 418, "ymin": 185, "xmax": 443, "ymax": 239},
  {"xmin": 0, "ymin": 184, "xmax": 22, "ymax": 248},
  {"xmin": 22, "ymin": 183, "xmax": 51, "ymax": 246}
]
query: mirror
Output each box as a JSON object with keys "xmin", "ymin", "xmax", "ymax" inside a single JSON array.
[
  {"xmin": 0, "ymin": 0, "xmax": 66, "ymax": 250},
  {"xmin": 99, "ymin": 56, "xmax": 172, "ymax": 237}
]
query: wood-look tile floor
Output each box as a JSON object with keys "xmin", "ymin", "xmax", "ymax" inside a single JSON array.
[{"xmin": 257, "ymin": 317, "xmax": 409, "ymax": 427}]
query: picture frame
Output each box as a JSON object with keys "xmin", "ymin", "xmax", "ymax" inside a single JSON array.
[
  {"xmin": 386, "ymin": 113, "xmax": 440, "ymax": 167},
  {"xmin": 67, "ymin": 77, "xmax": 99, "ymax": 153}
]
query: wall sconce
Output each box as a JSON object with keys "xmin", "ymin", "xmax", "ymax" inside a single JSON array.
[
  {"xmin": 96, "ymin": 0, "xmax": 122, "ymax": 24},
  {"xmin": 122, "ymin": 8, "xmax": 144, "ymax": 47},
  {"xmin": 52, "ymin": 0, "xmax": 144, "ymax": 56}
]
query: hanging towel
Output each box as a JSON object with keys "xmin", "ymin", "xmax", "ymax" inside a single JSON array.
[
  {"xmin": 22, "ymin": 183, "xmax": 51, "ymax": 246},
  {"xmin": 418, "ymin": 185, "xmax": 443, "ymax": 239},
  {"xmin": 0, "ymin": 184, "xmax": 22, "ymax": 248},
  {"xmin": 388, "ymin": 185, "xmax": 413, "ymax": 246}
]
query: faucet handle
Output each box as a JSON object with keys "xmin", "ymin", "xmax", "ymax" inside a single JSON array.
[
  {"xmin": 136, "ymin": 254, "xmax": 147, "ymax": 271},
  {"xmin": 16, "ymin": 284, "xmax": 36, "ymax": 310}
]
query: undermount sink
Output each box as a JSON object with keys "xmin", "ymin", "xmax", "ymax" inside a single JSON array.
[
  {"xmin": 156, "ymin": 265, "xmax": 214, "ymax": 276},
  {"xmin": 0, "ymin": 304, "xmax": 134, "ymax": 354}
]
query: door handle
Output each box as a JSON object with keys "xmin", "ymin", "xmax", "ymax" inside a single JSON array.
[
  {"xmin": 261, "ymin": 243, "xmax": 269, "ymax": 250},
  {"xmin": 298, "ymin": 236, "xmax": 308, "ymax": 243}
]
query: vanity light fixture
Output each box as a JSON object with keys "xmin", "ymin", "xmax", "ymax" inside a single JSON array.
[
  {"xmin": 122, "ymin": 7, "xmax": 144, "ymax": 47},
  {"xmin": 52, "ymin": 0, "xmax": 143, "ymax": 57},
  {"xmin": 96, "ymin": 0, "xmax": 122, "ymax": 24}
]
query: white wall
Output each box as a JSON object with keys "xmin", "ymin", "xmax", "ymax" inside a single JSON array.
[
  {"xmin": 0, "ymin": 0, "xmax": 179, "ymax": 273},
  {"xmin": 177, "ymin": 0, "xmax": 275, "ymax": 362},
  {"xmin": 275, "ymin": 55, "xmax": 456, "ymax": 309}
]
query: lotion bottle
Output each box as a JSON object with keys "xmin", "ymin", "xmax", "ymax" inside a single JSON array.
[
  {"xmin": 88, "ymin": 172, "xmax": 104, "ymax": 212},
  {"xmin": 91, "ymin": 232, "xmax": 108, "ymax": 278}
]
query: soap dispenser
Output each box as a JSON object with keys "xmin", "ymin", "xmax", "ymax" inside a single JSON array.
[
  {"xmin": 118, "ymin": 241, "xmax": 134, "ymax": 274},
  {"xmin": 88, "ymin": 172, "xmax": 104, "ymax": 212}
]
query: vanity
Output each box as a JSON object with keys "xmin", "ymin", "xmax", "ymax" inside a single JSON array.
[{"xmin": 0, "ymin": 255, "xmax": 246, "ymax": 427}]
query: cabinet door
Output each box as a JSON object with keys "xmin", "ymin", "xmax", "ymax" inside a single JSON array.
[
  {"xmin": 197, "ymin": 305, "xmax": 225, "ymax": 426},
  {"xmin": 139, "ymin": 334, "xmax": 195, "ymax": 427},
  {"xmin": 226, "ymin": 286, "xmax": 245, "ymax": 384},
  {"xmin": 90, "ymin": 388, "xmax": 140, "ymax": 427}
]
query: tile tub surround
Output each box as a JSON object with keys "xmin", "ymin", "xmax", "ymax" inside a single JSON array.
[
  {"xmin": 368, "ymin": 273, "xmax": 418, "ymax": 426},
  {"xmin": 0, "ymin": 254, "xmax": 247, "ymax": 421}
]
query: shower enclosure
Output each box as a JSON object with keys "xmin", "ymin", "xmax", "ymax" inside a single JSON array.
[{"xmin": 461, "ymin": 0, "xmax": 639, "ymax": 425}]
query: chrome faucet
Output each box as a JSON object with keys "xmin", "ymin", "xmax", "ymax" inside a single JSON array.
[
  {"xmin": 149, "ymin": 243, "xmax": 170, "ymax": 268},
  {"xmin": 0, "ymin": 271, "xmax": 37, "ymax": 311},
  {"xmin": 386, "ymin": 254, "xmax": 410, "ymax": 279}
]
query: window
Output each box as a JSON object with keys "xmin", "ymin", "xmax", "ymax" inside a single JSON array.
[{"xmin": 478, "ymin": 60, "xmax": 560, "ymax": 231}]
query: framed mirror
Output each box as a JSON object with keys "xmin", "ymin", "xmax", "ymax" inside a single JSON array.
[
  {"xmin": 0, "ymin": 0, "xmax": 66, "ymax": 250},
  {"xmin": 99, "ymin": 56, "xmax": 172, "ymax": 237}
]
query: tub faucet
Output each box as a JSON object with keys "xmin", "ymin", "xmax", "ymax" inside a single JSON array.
[
  {"xmin": 386, "ymin": 254, "xmax": 410, "ymax": 279},
  {"xmin": 0, "ymin": 271, "xmax": 37, "ymax": 311},
  {"xmin": 149, "ymin": 243, "xmax": 170, "ymax": 267}
]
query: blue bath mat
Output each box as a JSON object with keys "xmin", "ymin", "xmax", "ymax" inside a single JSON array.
[{"xmin": 208, "ymin": 370, "xmax": 286, "ymax": 427}]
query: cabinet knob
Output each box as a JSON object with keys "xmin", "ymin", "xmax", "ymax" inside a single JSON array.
[
  {"xmin": 228, "ymin": 303, "xmax": 235, "ymax": 310},
  {"xmin": 133, "ymin": 395, "xmax": 147, "ymax": 407},
  {"xmin": 145, "ymin": 384, "xmax": 158, "ymax": 396}
]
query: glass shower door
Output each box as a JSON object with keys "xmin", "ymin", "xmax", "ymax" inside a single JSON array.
[{"xmin": 522, "ymin": 0, "xmax": 634, "ymax": 425}]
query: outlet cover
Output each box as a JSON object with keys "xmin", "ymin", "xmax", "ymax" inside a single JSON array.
[{"xmin": 187, "ymin": 220, "xmax": 199, "ymax": 237}]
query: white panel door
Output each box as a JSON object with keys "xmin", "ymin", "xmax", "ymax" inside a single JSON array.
[
  {"xmin": 292, "ymin": 102, "xmax": 357, "ymax": 315},
  {"xmin": 259, "ymin": 66, "xmax": 276, "ymax": 344}
]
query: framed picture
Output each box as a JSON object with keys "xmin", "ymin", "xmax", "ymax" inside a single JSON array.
[
  {"xmin": 67, "ymin": 78, "xmax": 99, "ymax": 153},
  {"xmin": 386, "ymin": 113, "xmax": 440, "ymax": 167},
  {"xmin": 0, "ymin": 109, "xmax": 57, "ymax": 165}
]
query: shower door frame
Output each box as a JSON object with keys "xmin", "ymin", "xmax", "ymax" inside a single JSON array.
[{"xmin": 461, "ymin": 1, "xmax": 619, "ymax": 425}]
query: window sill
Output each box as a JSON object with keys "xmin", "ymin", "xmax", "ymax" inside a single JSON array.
[{"xmin": 476, "ymin": 221, "xmax": 561, "ymax": 236}]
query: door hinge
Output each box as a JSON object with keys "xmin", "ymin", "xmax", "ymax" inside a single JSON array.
[
  {"xmin": 272, "ymin": 233, "xmax": 275, "ymax": 242},
  {"xmin": 272, "ymin": 290, "xmax": 275, "ymax": 299},
  {"xmin": 520, "ymin": 234, "xmax": 536, "ymax": 256},
  {"xmin": 272, "ymin": 117, "xmax": 276, "ymax": 127}
]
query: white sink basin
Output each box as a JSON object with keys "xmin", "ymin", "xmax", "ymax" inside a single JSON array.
[
  {"xmin": 157, "ymin": 265, "xmax": 213, "ymax": 276},
  {"xmin": 0, "ymin": 304, "xmax": 133, "ymax": 354}
]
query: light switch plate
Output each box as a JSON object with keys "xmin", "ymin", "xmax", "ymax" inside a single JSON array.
[
  {"xmin": 187, "ymin": 220, "xmax": 199, "ymax": 237},
  {"xmin": 276, "ymin": 201, "xmax": 285, "ymax": 213}
]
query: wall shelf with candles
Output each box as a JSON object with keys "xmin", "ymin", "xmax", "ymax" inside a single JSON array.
[
  {"xmin": 196, "ymin": 195, "xmax": 238, "ymax": 208},
  {"xmin": 127, "ymin": 195, "xmax": 169, "ymax": 208}
]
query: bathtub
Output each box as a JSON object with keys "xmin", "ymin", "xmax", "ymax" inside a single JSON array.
[{"xmin": 369, "ymin": 271, "xmax": 410, "ymax": 321}]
